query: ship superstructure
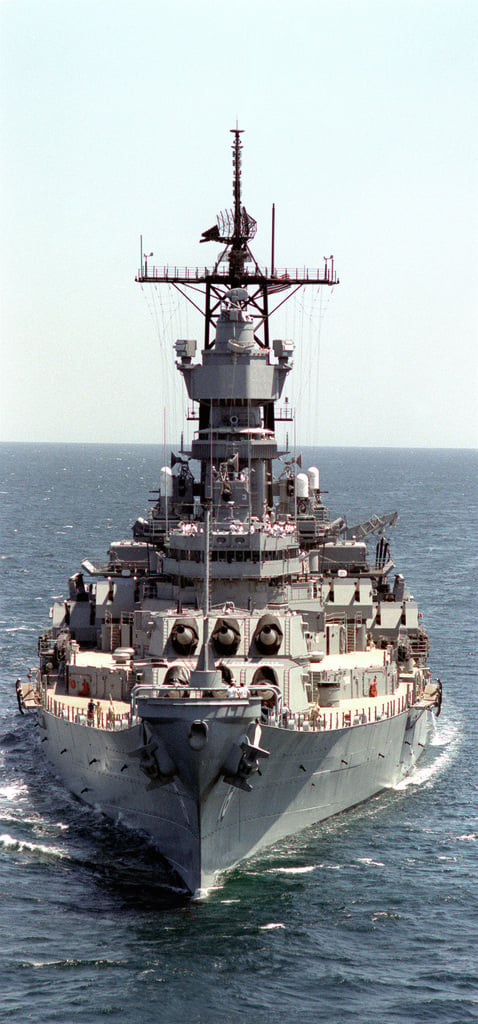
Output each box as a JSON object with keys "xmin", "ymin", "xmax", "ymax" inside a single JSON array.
[{"xmin": 24, "ymin": 129, "xmax": 441, "ymax": 894}]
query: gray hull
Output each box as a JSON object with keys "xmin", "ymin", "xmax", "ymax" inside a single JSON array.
[{"xmin": 39, "ymin": 702, "xmax": 433, "ymax": 893}]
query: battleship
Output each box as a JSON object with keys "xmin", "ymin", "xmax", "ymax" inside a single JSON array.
[{"xmin": 22, "ymin": 128, "xmax": 442, "ymax": 894}]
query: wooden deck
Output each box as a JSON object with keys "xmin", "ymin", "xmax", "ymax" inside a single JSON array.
[{"xmin": 25, "ymin": 686, "xmax": 132, "ymax": 731}]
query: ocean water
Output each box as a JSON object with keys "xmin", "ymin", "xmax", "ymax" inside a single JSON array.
[{"xmin": 0, "ymin": 443, "xmax": 477, "ymax": 1024}]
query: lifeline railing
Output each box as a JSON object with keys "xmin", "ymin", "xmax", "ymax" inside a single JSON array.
[
  {"xmin": 41, "ymin": 685, "xmax": 412, "ymax": 734},
  {"xmin": 42, "ymin": 692, "xmax": 133, "ymax": 731},
  {"xmin": 136, "ymin": 264, "xmax": 339, "ymax": 285},
  {"xmin": 287, "ymin": 691, "xmax": 411, "ymax": 733}
]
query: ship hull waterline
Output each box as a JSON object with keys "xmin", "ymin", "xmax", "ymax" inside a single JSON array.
[{"xmin": 37, "ymin": 702, "xmax": 434, "ymax": 894}]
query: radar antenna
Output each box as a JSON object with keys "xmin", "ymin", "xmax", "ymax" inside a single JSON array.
[
  {"xmin": 137, "ymin": 127, "xmax": 338, "ymax": 350},
  {"xmin": 200, "ymin": 125, "xmax": 257, "ymax": 284}
]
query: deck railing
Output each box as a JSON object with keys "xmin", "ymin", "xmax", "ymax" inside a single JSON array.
[
  {"xmin": 136, "ymin": 264, "xmax": 338, "ymax": 285},
  {"xmin": 289, "ymin": 691, "xmax": 410, "ymax": 733},
  {"xmin": 41, "ymin": 686, "xmax": 411, "ymax": 734},
  {"xmin": 43, "ymin": 692, "xmax": 134, "ymax": 731}
]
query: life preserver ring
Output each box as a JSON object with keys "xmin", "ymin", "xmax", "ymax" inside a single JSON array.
[{"xmin": 70, "ymin": 679, "xmax": 76, "ymax": 689}]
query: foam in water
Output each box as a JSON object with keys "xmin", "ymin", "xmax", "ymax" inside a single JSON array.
[
  {"xmin": 430, "ymin": 717, "xmax": 462, "ymax": 747},
  {"xmin": 269, "ymin": 865, "xmax": 316, "ymax": 875},
  {"xmin": 393, "ymin": 719, "xmax": 461, "ymax": 792},
  {"xmin": 370, "ymin": 911, "xmax": 400, "ymax": 923},
  {"xmin": 394, "ymin": 751, "xmax": 452, "ymax": 792},
  {"xmin": 0, "ymin": 833, "xmax": 68, "ymax": 859},
  {"xmin": 0, "ymin": 782, "xmax": 28, "ymax": 801}
]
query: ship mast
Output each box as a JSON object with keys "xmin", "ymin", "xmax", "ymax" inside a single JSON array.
[
  {"xmin": 136, "ymin": 127, "xmax": 339, "ymax": 350},
  {"xmin": 229, "ymin": 125, "xmax": 247, "ymax": 285}
]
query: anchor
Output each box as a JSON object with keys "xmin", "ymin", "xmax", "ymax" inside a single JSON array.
[
  {"xmin": 129, "ymin": 723, "xmax": 177, "ymax": 788},
  {"xmin": 221, "ymin": 734, "xmax": 269, "ymax": 792}
]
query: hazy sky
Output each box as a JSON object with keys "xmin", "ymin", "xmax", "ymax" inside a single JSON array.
[{"xmin": 1, "ymin": 0, "xmax": 476, "ymax": 447}]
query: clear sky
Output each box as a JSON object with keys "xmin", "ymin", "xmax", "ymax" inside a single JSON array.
[{"xmin": 1, "ymin": 0, "xmax": 476, "ymax": 447}]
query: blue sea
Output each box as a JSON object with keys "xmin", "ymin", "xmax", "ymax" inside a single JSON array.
[{"xmin": 0, "ymin": 444, "xmax": 477, "ymax": 1024}]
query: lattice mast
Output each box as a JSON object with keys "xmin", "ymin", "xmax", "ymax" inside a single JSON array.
[{"xmin": 136, "ymin": 126, "xmax": 339, "ymax": 351}]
